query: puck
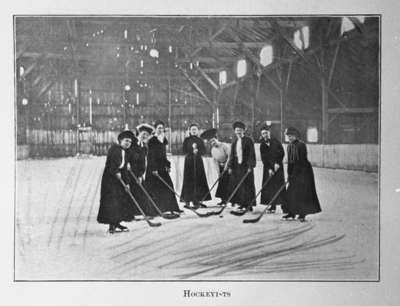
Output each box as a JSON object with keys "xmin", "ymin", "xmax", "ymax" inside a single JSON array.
[{"xmin": 219, "ymin": 215, "xmax": 223, "ymax": 218}]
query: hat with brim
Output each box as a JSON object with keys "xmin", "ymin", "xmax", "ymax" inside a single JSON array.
[
  {"xmin": 118, "ymin": 130, "xmax": 136, "ymax": 142},
  {"xmin": 260, "ymin": 124, "xmax": 271, "ymax": 131},
  {"xmin": 285, "ymin": 127, "xmax": 301, "ymax": 137},
  {"xmin": 137, "ymin": 123, "xmax": 155, "ymax": 135},
  {"xmin": 200, "ymin": 128, "xmax": 217, "ymax": 140},
  {"xmin": 232, "ymin": 121, "xmax": 246, "ymax": 130}
]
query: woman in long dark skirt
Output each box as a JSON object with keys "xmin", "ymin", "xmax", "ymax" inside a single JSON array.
[
  {"xmin": 180, "ymin": 123, "xmax": 211, "ymax": 209},
  {"xmin": 145, "ymin": 121, "xmax": 181, "ymax": 215},
  {"xmin": 97, "ymin": 130, "xmax": 136, "ymax": 234},
  {"xmin": 283, "ymin": 127, "xmax": 321, "ymax": 222},
  {"xmin": 126, "ymin": 123, "xmax": 158, "ymax": 218},
  {"xmin": 259, "ymin": 124, "xmax": 286, "ymax": 213}
]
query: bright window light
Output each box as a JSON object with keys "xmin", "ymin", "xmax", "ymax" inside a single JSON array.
[
  {"xmin": 124, "ymin": 29, "xmax": 128, "ymax": 40},
  {"xmin": 260, "ymin": 45, "xmax": 273, "ymax": 67},
  {"xmin": 168, "ymin": 45, "xmax": 173, "ymax": 53},
  {"xmin": 19, "ymin": 66, "xmax": 25, "ymax": 77},
  {"xmin": 237, "ymin": 59, "xmax": 247, "ymax": 78},
  {"xmin": 136, "ymin": 93, "xmax": 140, "ymax": 105},
  {"xmin": 219, "ymin": 70, "xmax": 227, "ymax": 85},
  {"xmin": 307, "ymin": 127, "xmax": 318, "ymax": 143},
  {"xmin": 341, "ymin": 17, "xmax": 355, "ymax": 35},
  {"xmin": 22, "ymin": 98, "xmax": 28, "ymax": 105},
  {"xmin": 302, "ymin": 26, "xmax": 310, "ymax": 49},
  {"xmin": 149, "ymin": 49, "xmax": 159, "ymax": 58},
  {"xmin": 294, "ymin": 26, "xmax": 310, "ymax": 50},
  {"xmin": 140, "ymin": 60, "xmax": 144, "ymax": 68}
]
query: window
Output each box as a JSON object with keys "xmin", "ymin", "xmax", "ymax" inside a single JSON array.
[
  {"xmin": 260, "ymin": 45, "xmax": 273, "ymax": 67},
  {"xmin": 341, "ymin": 17, "xmax": 365, "ymax": 35},
  {"xmin": 294, "ymin": 26, "xmax": 310, "ymax": 50},
  {"xmin": 219, "ymin": 70, "xmax": 227, "ymax": 85},
  {"xmin": 237, "ymin": 59, "xmax": 247, "ymax": 78},
  {"xmin": 307, "ymin": 127, "xmax": 318, "ymax": 143}
]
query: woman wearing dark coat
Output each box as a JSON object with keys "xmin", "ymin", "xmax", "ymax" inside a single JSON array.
[
  {"xmin": 145, "ymin": 121, "xmax": 181, "ymax": 214},
  {"xmin": 259, "ymin": 125, "xmax": 286, "ymax": 213},
  {"xmin": 180, "ymin": 124, "xmax": 211, "ymax": 209},
  {"xmin": 97, "ymin": 131, "xmax": 136, "ymax": 234},
  {"xmin": 126, "ymin": 124, "xmax": 158, "ymax": 217},
  {"xmin": 227, "ymin": 121, "xmax": 257, "ymax": 212},
  {"xmin": 283, "ymin": 127, "xmax": 321, "ymax": 222}
]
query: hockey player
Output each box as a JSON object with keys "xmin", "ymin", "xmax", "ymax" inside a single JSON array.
[
  {"xmin": 283, "ymin": 127, "xmax": 321, "ymax": 222},
  {"xmin": 97, "ymin": 130, "xmax": 136, "ymax": 234},
  {"xmin": 180, "ymin": 123, "xmax": 211, "ymax": 209},
  {"xmin": 145, "ymin": 120, "xmax": 182, "ymax": 214},
  {"xmin": 259, "ymin": 124, "xmax": 286, "ymax": 213},
  {"xmin": 200, "ymin": 128, "xmax": 231, "ymax": 206},
  {"xmin": 227, "ymin": 121, "xmax": 256, "ymax": 213}
]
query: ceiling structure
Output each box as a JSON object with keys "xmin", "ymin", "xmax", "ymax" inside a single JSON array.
[{"xmin": 15, "ymin": 16, "xmax": 379, "ymax": 144}]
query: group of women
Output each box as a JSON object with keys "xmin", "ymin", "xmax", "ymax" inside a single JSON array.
[{"xmin": 96, "ymin": 120, "xmax": 321, "ymax": 234}]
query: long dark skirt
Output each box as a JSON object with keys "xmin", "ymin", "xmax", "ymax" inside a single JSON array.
[
  {"xmin": 180, "ymin": 154, "xmax": 211, "ymax": 202},
  {"xmin": 97, "ymin": 171, "xmax": 136, "ymax": 225},
  {"xmin": 145, "ymin": 170, "xmax": 180, "ymax": 213},
  {"xmin": 215, "ymin": 165, "xmax": 230, "ymax": 202},
  {"xmin": 229, "ymin": 164, "xmax": 256, "ymax": 208},
  {"xmin": 284, "ymin": 162, "xmax": 321, "ymax": 216},
  {"xmin": 260, "ymin": 166, "xmax": 286, "ymax": 209}
]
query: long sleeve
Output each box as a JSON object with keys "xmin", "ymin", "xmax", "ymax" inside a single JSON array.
[
  {"xmin": 227, "ymin": 141, "xmax": 235, "ymax": 169},
  {"xmin": 291, "ymin": 142, "xmax": 308, "ymax": 177},
  {"xmin": 182, "ymin": 138, "xmax": 190, "ymax": 155},
  {"xmin": 105, "ymin": 145, "xmax": 123, "ymax": 176},
  {"xmin": 273, "ymin": 139, "xmax": 285, "ymax": 164},
  {"xmin": 197, "ymin": 137, "xmax": 206, "ymax": 156},
  {"xmin": 146, "ymin": 141, "xmax": 158, "ymax": 172},
  {"xmin": 246, "ymin": 138, "xmax": 256, "ymax": 169},
  {"xmin": 260, "ymin": 142, "xmax": 273, "ymax": 170}
]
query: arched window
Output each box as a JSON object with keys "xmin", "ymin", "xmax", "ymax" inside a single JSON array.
[
  {"xmin": 237, "ymin": 59, "xmax": 247, "ymax": 78},
  {"xmin": 219, "ymin": 70, "xmax": 227, "ymax": 85},
  {"xmin": 341, "ymin": 16, "xmax": 365, "ymax": 35},
  {"xmin": 260, "ymin": 45, "xmax": 273, "ymax": 67},
  {"xmin": 294, "ymin": 26, "xmax": 310, "ymax": 50}
]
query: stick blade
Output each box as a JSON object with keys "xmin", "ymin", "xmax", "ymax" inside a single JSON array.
[
  {"xmin": 230, "ymin": 210, "xmax": 246, "ymax": 216},
  {"xmin": 161, "ymin": 213, "xmax": 180, "ymax": 220},
  {"xmin": 243, "ymin": 217, "xmax": 261, "ymax": 223},
  {"xmin": 148, "ymin": 221, "xmax": 162, "ymax": 227}
]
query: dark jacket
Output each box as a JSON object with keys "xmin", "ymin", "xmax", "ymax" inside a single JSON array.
[
  {"xmin": 284, "ymin": 140, "xmax": 321, "ymax": 215},
  {"xmin": 97, "ymin": 144, "xmax": 136, "ymax": 224}
]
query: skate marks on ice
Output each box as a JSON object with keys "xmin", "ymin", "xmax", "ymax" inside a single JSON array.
[
  {"xmin": 107, "ymin": 213, "xmax": 362, "ymax": 280},
  {"xmin": 15, "ymin": 157, "xmax": 375, "ymax": 280}
]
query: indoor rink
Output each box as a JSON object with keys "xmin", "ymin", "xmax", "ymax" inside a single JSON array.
[{"xmin": 15, "ymin": 16, "xmax": 379, "ymax": 280}]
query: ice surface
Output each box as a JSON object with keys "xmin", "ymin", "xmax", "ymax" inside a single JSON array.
[{"xmin": 15, "ymin": 156, "xmax": 378, "ymax": 280}]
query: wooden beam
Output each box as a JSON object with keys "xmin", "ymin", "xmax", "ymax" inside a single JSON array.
[
  {"xmin": 194, "ymin": 66, "xmax": 219, "ymax": 90},
  {"xmin": 270, "ymin": 20, "xmax": 348, "ymax": 110},
  {"xmin": 328, "ymin": 107, "xmax": 377, "ymax": 114},
  {"xmin": 177, "ymin": 67, "xmax": 213, "ymax": 106},
  {"xmin": 177, "ymin": 56, "xmax": 239, "ymax": 64},
  {"xmin": 37, "ymin": 81, "xmax": 55, "ymax": 98},
  {"xmin": 196, "ymin": 41, "xmax": 271, "ymax": 49},
  {"xmin": 190, "ymin": 25, "xmax": 227, "ymax": 58}
]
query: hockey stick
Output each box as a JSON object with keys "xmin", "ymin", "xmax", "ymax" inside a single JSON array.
[
  {"xmin": 117, "ymin": 177, "xmax": 162, "ymax": 227},
  {"xmin": 230, "ymin": 171, "xmax": 276, "ymax": 216},
  {"xmin": 127, "ymin": 169, "xmax": 179, "ymax": 220},
  {"xmin": 199, "ymin": 166, "xmax": 228, "ymax": 203},
  {"xmin": 243, "ymin": 181, "xmax": 288, "ymax": 223},
  {"xmin": 154, "ymin": 173, "xmax": 214, "ymax": 217},
  {"xmin": 211, "ymin": 169, "xmax": 251, "ymax": 216}
]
